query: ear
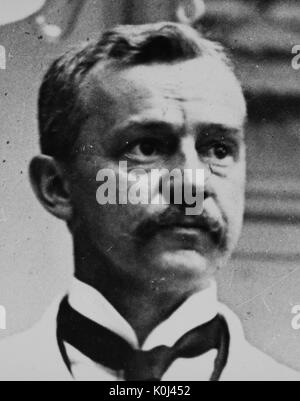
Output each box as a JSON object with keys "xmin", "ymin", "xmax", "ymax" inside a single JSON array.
[{"xmin": 29, "ymin": 155, "xmax": 73, "ymax": 222}]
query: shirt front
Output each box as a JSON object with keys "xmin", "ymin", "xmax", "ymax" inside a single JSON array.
[
  {"xmin": 66, "ymin": 278, "xmax": 219, "ymax": 381},
  {"xmin": 1, "ymin": 281, "xmax": 299, "ymax": 381}
]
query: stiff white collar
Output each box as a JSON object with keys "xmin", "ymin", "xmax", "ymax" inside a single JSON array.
[{"xmin": 68, "ymin": 278, "xmax": 218, "ymax": 351}]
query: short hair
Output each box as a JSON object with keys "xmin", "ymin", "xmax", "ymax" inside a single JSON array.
[{"xmin": 38, "ymin": 22, "xmax": 233, "ymax": 161}]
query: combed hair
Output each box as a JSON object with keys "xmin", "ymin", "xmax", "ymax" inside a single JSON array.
[{"xmin": 38, "ymin": 22, "xmax": 232, "ymax": 161}]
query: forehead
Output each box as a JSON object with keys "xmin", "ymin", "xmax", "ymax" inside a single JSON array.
[{"xmin": 80, "ymin": 58, "xmax": 246, "ymax": 132}]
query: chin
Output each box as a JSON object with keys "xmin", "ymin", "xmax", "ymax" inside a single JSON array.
[
  {"xmin": 146, "ymin": 249, "xmax": 217, "ymax": 294},
  {"xmin": 156, "ymin": 249, "xmax": 214, "ymax": 280}
]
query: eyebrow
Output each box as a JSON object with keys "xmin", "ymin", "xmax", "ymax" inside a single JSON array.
[
  {"xmin": 111, "ymin": 120, "xmax": 244, "ymax": 141},
  {"xmin": 111, "ymin": 119, "xmax": 184, "ymax": 137},
  {"xmin": 197, "ymin": 123, "xmax": 244, "ymax": 137}
]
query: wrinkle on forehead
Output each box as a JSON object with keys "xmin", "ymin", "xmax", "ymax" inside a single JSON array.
[{"xmin": 80, "ymin": 57, "xmax": 247, "ymax": 134}]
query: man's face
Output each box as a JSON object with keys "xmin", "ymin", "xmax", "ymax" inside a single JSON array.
[{"xmin": 68, "ymin": 57, "xmax": 247, "ymax": 294}]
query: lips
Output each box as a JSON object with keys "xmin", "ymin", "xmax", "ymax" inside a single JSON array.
[
  {"xmin": 159, "ymin": 217, "xmax": 225, "ymax": 248},
  {"xmin": 157, "ymin": 224, "xmax": 215, "ymax": 253},
  {"xmin": 159, "ymin": 222, "xmax": 211, "ymax": 237},
  {"xmin": 159, "ymin": 218, "xmax": 216, "ymax": 232}
]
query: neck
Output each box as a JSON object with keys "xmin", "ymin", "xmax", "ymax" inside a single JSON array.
[{"xmin": 73, "ymin": 235, "xmax": 211, "ymax": 346}]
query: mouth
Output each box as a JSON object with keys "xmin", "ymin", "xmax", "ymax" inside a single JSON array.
[
  {"xmin": 160, "ymin": 224, "xmax": 209, "ymax": 237},
  {"xmin": 157, "ymin": 219, "xmax": 224, "ymax": 248},
  {"xmin": 155, "ymin": 224, "xmax": 215, "ymax": 254},
  {"xmin": 159, "ymin": 218, "xmax": 212, "ymax": 232}
]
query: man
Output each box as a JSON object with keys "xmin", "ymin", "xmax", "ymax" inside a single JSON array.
[{"xmin": 0, "ymin": 22, "xmax": 298, "ymax": 381}]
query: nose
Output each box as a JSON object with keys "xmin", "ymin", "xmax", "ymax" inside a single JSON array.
[
  {"xmin": 179, "ymin": 136, "xmax": 210, "ymax": 180},
  {"xmin": 159, "ymin": 137, "xmax": 211, "ymax": 211}
]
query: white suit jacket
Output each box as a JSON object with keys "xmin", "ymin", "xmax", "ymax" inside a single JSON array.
[{"xmin": 0, "ymin": 299, "xmax": 299, "ymax": 381}]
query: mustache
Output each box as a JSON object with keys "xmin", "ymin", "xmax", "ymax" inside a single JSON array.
[{"xmin": 134, "ymin": 207, "xmax": 228, "ymax": 248}]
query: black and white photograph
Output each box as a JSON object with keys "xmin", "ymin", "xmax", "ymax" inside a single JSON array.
[{"xmin": 0, "ymin": 0, "xmax": 300, "ymax": 384}]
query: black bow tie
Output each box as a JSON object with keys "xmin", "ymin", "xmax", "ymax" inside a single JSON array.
[{"xmin": 57, "ymin": 297, "xmax": 230, "ymax": 381}]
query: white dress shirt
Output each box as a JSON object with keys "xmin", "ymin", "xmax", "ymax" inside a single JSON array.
[
  {"xmin": 66, "ymin": 278, "xmax": 219, "ymax": 381},
  {"xmin": 1, "ymin": 279, "xmax": 299, "ymax": 381}
]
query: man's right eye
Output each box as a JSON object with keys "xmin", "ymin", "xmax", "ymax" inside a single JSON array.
[{"xmin": 124, "ymin": 139, "xmax": 166, "ymax": 162}]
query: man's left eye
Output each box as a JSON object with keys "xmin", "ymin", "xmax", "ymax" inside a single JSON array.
[
  {"xmin": 202, "ymin": 143, "xmax": 235, "ymax": 165},
  {"xmin": 212, "ymin": 144, "xmax": 231, "ymax": 160}
]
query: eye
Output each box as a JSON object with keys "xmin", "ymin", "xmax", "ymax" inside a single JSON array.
[
  {"xmin": 124, "ymin": 139, "xmax": 164, "ymax": 162},
  {"xmin": 212, "ymin": 144, "xmax": 231, "ymax": 160},
  {"xmin": 138, "ymin": 141, "xmax": 158, "ymax": 157},
  {"xmin": 122, "ymin": 138, "xmax": 178, "ymax": 163},
  {"xmin": 200, "ymin": 142, "xmax": 235, "ymax": 166}
]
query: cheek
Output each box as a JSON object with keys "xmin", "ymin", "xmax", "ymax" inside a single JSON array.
[
  {"xmin": 225, "ymin": 167, "xmax": 246, "ymax": 238},
  {"xmin": 83, "ymin": 173, "xmax": 150, "ymax": 238},
  {"xmin": 229, "ymin": 166, "xmax": 246, "ymax": 204},
  {"xmin": 214, "ymin": 164, "xmax": 246, "ymax": 224},
  {"xmin": 71, "ymin": 164, "xmax": 100, "ymax": 215}
]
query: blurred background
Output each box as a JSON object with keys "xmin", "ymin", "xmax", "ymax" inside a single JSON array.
[{"xmin": 0, "ymin": 0, "xmax": 300, "ymax": 370}]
